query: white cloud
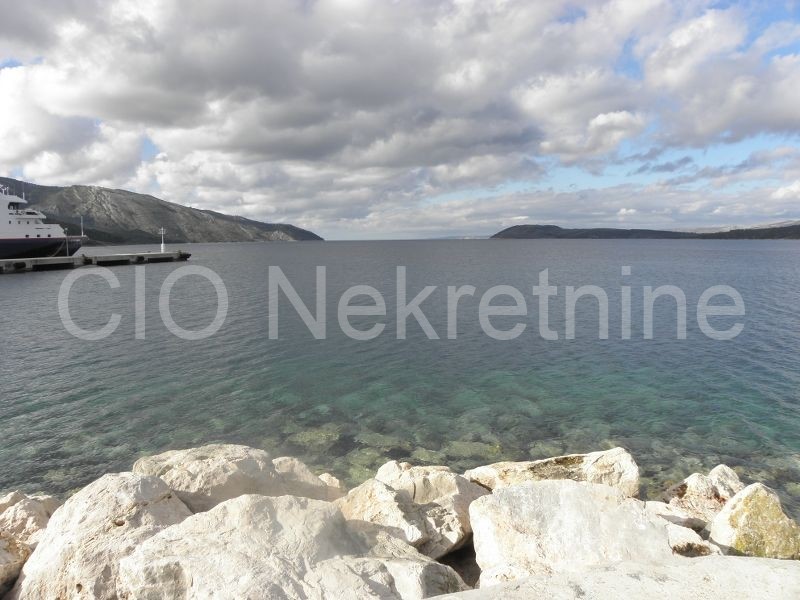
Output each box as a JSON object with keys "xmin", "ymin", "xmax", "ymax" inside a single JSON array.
[
  {"xmin": 772, "ymin": 181, "xmax": 800, "ymax": 200},
  {"xmin": 0, "ymin": 0, "xmax": 799, "ymax": 237}
]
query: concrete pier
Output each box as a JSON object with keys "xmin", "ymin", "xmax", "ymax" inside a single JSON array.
[{"xmin": 0, "ymin": 251, "xmax": 191, "ymax": 274}]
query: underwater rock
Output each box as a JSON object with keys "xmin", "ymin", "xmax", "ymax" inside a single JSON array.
[{"xmin": 442, "ymin": 441, "xmax": 503, "ymax": 461}]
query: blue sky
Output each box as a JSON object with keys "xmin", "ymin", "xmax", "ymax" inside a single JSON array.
[{"xmin": 1, "ymin": 0, "xmax": 800, "ymax": 238}]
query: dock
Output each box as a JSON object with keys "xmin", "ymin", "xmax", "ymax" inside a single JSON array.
[{"xmin": 0, "ymin": 251, "xmax": 191, "ymax": 274}]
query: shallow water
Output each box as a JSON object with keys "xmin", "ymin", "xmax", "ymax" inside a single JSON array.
[{"xmin": 1, "ymin": 240, "xmax": 799, "ymax": 515}]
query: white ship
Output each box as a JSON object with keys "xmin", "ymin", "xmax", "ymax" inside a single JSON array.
[{"xmin": 0, "ymin": 185, "xmax": 83, "ymax": 259}]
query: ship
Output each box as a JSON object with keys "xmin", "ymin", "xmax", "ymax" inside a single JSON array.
[{"xmin": 0, "ymin": 185, "xmax": 84, "ymax": 259}]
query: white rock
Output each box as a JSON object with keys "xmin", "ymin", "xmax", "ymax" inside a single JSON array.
[
  {"xmin": 336, "ymin": 479, "xmax": 429, "ymax": 548},
  {"xmin": 662, "ymin": 464, "xmax": 744, "ymax": 526},
  {"xmin": 463, "ymin": 447, "xmax": 639, "ymax": 497},
  {"xmin": 319, "ymin": 473, "xmax": 346, "ymax": 493},
  {"xmin": 644, "ymin": 500, "xmax": 706, "ymax": 531},
  {"xmin": 375, "ymin": 461, "xmax": 489, "ymax": 559},
  {"xmin": 0, "ymin": 492, "xmax": 61, "ymax": 548},
  {"xmin": 665, "ymin": 523, "xmax": 718, "ymax": 557},
  {"xmin": 272, "ymin": 456, "xmax": 346, "ymax": 501},
  {"xmin": 435, "ymin": 556, "xmax": 800, "ymax": 599},
  {"xmin": 7, "ymin": 472, "xmax": 191, "ymax": 600},
  {"xmin": 118, "ymin": 494, "xmax": 467, "ymax": 599},
  {"xmin": 0, "ymin": 492, "xmax": 26, "ymax": 514},
  {"xmin": 469, "ymin": 480, "xmax": 672, "ymax": 587},
  {"xmin": 708, "ymin": 482, "xmax": 800, "ymax": 559},
  {"xmin": 132, "ymin": 444, "xmax": 343, "ymax": 512},
  {"xmin": 0, "ymin": 533, "xmax": 30, "ymax": 596},
  {"xmin": 29, "ymin": 495, "xmax": 62, "ymax": 518},
  {"xmin": 708, "ymin": 464, "xmax": 745, "ymax": 499}
]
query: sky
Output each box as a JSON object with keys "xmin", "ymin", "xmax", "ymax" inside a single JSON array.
[{"xmin": 1, "ymin": 0, "xmax": 799, "ymax": 240}]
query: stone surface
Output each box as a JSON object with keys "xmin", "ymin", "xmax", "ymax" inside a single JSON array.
[
  {"xmin": 272, "ymin": 456, "xmax": 346, "ymax": 501},
  {"xmin": 375, "ymin": 461, "xmax": 489, "ymax": 559},
  {"xmin": 0, "ymin": 533, "xmax": 30, "ymax": 596},
  {"xmin": 7, "ymin": 472, "xmax": 191, "ymax": 600},
  {"xmin": 469, "ymin": 480, "xmax": 672, "ymax": 586},
  {"xmin": 463, "ymin": 447, "xmax": 639, "ymax": 497},
  {"xmin": 708, "ymin": 483, "xmax": 800, "ymax": 559},
  {"xmin": 118, "ymin": 494, "xmax": 467, "ymax": 599},
  {"xmin": 435, "ymin": 556, "xmax": 800, "ymax": 599},
  {"xmin": 662, "ymin": 464, "xmax": 744, "ymax": 526},
  {"xmin": 0, "ymin": 491, "xmax": 61, "ymax": 548},
  {"xmin": 0, "ymin": 493, "xmax": 26, "ymax": 515},
  {"xmin": 708, "ymin": 464, "xmax": 745, "ymax": 499},
  {"xmin": 319, "ymin": 473, "xmax": 345, "ymax": 493},
  {"xmin": 336, "ymin": 479, "xmax": 429, "ymax": 548},
  {"xmin": 132, "ymin": 444, "xmax": 341, "ymax": 512},
  {"xmin": 644, "ymin": 500, "xmax": 706, "ymax": 531},
  {"xmin": 665, "ymin": 523, "xmax": 717, "ymax": 557}
]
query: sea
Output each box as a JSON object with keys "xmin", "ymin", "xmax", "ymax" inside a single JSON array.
[{"xmin": 2, "ymin": 239, "xmax": 799, "ymax": 516}]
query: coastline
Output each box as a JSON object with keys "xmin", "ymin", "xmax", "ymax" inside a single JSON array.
[{"xmin": 2, "ymin": 444, "xmax": 799, "ymax": 598}]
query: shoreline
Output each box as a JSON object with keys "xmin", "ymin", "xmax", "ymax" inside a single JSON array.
[{"xmin": 2, "ymin": 444, "xmax": 800, "ymax": 598}]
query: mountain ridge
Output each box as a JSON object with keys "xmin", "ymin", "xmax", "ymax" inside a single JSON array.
[
  {"xmin": 492, "ymin": 223, "xmax": 800, "ymax": 240},
  {"xmin": 0, "ymin": 177, "xmax": 323, "ymax": 244}
]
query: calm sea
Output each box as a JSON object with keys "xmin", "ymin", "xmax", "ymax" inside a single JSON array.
[{"xmin": 2, "ymin": 240, "xmax": 799, "ymax": 515}]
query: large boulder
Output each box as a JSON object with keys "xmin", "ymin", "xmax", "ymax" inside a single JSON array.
[
  {"xmin": 708, "ymin": 483, "xmax": 800, "ymax": 559},
  {"xmin": 118, "ymin": 494, "xmax": 468, "ymax": 599},
  {"xmin": 0, "ymin": 491, "xmax": 62, "ymax": 548},
  {"xmin": 469, "ymin": 480, "xmax": 672, "ymax": 587},
  {"xmin": 463, "ymin": 447, "xmax": 639, "ymax": 497},
  {"xmin": 336, "ymin": 479, "xmax": 430, "ymax": 548},
  {"xmin": 435, "ymin": 556, "xmax": 800, "ymax": 599},
  {"xmin": 375, "ymin": 461, "xmax": 489, "ymax": 559},
  {"xmin": 644, "ymin": 500, "xmax": 707, "ymax": 531},
  {"xmin": 0, "ymin": 533, "xmax": 30, "ymax": 596},
  {"xmin": 662, "ymin": 465, "xmax": 744, "ymax": 526},
  {"xmin": 7, "ymin": 473, "xmax": 191, "ymax": 600},
  {"xmin": 273, "ymin": 457, "xmax": 346, "ymax": 501},
  {"xmin": 132, "ymin": 444, "xmax": 342, "ymax": 511}
]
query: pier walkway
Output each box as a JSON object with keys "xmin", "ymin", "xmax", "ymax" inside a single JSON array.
[{"xmin": 0, "ymin": 251, "xmax": 191, "ymax": 274}]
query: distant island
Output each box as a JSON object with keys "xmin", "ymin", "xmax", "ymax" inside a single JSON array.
[
  {"xmin": 492, "ymin": 223, "xmax": 800, "ymax": 240},
  {"xmin": 0, "ymin": 177, "xmax": 323, "ymax": 245}
]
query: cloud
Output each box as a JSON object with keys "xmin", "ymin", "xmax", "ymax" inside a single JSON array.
[
  {"xmin": 632, "ymin": 156, "xmax": 694, "ymax": 175},
  {"xmin": 0, "ymin": 0, "xmax": 799, "ymax": 237},
  {"xmin": 772, "ymin": 181, "xmax": 800, "ymax": 200}
]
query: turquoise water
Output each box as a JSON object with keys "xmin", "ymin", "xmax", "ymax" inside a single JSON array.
[{"xmin": 1, "ymin": 240, "xmax": 799, "ymax": 515}]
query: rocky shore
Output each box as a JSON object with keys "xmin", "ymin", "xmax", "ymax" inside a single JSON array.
[{"xmin": 1, "ymin": 444, "xmax": 799, "ymax": 598}]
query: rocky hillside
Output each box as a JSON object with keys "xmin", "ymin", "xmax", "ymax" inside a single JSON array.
[{"xmin": 0, "ymin": 177, "xmax": 323, "ymax": 244}]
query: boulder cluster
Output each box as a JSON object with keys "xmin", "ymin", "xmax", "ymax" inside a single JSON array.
[{"xmin": 1, "ymin": 443, "xmax": 799, "ymax": 599}]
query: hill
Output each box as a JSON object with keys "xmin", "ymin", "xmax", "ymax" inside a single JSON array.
[
  {"xmin": 491, "ymin": 225, "xmax": 695, "ymax": 239},
  {"xmin": 0, "ymin": 177, "xmax": 323, "ymax": 244},
  {"xmin": 492, "ymin": 223, "xmax": 800, "ymax": 240}
]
